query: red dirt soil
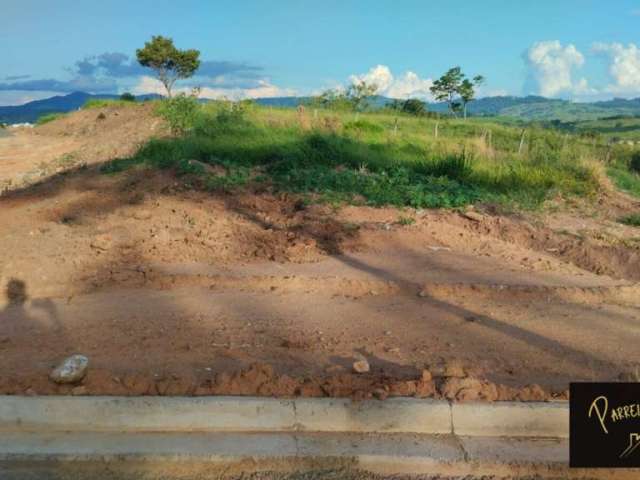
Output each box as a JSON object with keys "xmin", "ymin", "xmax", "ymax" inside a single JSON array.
[{"xmin": 1, "ymin": 108, "xmax": 639, "ymax": 401}]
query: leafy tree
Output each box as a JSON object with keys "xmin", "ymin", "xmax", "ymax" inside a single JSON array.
[
  {"xmin": 312, "ymin": 80, "xmax": 378, "ymax": 112},
  {"xmin": 312, "ymin": 88, "xmax": 353, "ymax": 111},
  {"xmin": 120, "ymin": 92, "xmax": 136, "ymax": 102},
  {"xmin": 136, "ymin": 36, "xmax": 201, "ymax": 98},
  {"xmin": 401, "ymin": 98, "xmax": 427, "ymax": 116},
  {"xmin": 430, "ymin": 67, "xmax": 484, "ymax": 119},
  {"xmin": 458, "ymin": 75, "xmax": 484, "ymax": 119},
  {"xmin": 346, "ymin": 80, "xmax": 378, "ymax": 111}
]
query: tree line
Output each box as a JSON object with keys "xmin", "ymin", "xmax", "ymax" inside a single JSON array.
[{"xmin": 135, "ymin": 35, "xmax": 484, "ymax": 118}]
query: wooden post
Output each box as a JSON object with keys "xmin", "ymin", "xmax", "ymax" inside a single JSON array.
[
  {"xmin": 434, "ymin": 121, "xmax": 439, "ymax": 138},
  {"xmin": 488, "ymin": 129, "xmax": 492, "ymax": 149},
  {"xmin": 393, "ymin": 117, "xmax": 398, "ymax": 136},
  {"xmin": 518, "ymin": 129, "xmax": 526, "ymax": 155}
]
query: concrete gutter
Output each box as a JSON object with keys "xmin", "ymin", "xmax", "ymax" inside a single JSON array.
[
  {"xmin": 0, "ymin": 396, "xmax": 568, "ymax": 438},
  {"xmin": 1, "ymin": 396, "xmax": 634, "ymax": 479}
]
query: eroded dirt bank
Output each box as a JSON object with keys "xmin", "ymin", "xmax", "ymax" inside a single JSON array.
[{"xmin": 1, "ymin": 109, "xmax": 639, "ymax": 400}]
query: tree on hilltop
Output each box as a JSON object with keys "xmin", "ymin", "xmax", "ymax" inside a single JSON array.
[
  {"xmin": 430, "ymin": 67, "xmax": 484, "ymax": 119},
  {"xmin": 136, "ymin": 36, "xmax": 200, "ymax": 98}
]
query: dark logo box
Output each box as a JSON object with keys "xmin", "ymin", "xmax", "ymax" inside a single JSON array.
[{"xmin": 570, "ymin": 383, "xmax": 640, "ymax": 468}]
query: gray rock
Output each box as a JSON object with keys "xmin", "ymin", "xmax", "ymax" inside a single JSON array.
[{"xmin": 50, "ymin": 354, "xmax": 89, "ymax": 384}]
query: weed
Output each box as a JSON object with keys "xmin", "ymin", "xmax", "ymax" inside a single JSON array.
[
  {"xmin": 619, "ymin": 213, "xmax": 640, "ymax": 227},
  {"xmin": 155, "ymin": 95, "xmax": 199, "ymax": 135},
  {"xmin": 397, "ymin": 215, "xmax": 416, "ymax": 225},
  {"xmin": 608, "ymin": 166, "xmax": 640, "ymax": 199}
]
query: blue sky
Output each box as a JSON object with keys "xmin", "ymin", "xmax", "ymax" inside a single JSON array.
[{"xmin": 2, "ymin": 0, "xmax": 640, "ymax": 105}]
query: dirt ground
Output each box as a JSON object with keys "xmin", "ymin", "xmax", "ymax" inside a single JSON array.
[{"xmin": 1, "ymin": 108, "xmax": 640, "ymax": 400}]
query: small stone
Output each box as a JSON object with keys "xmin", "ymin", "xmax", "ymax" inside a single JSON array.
[
  {"xmin": 24, "ymin": 388, "xmax": 37, "ymax": 396},
  {"xmin": 50, "ymin": 354, "xmax": 89, "ymax": 384},
  {"xmin": 90, "ymin": 234, "xmax": 113, "ymax": 251},
  {"xmin": 71, "ymin": 386, "xmax": 88, "ymax": 396},
  {"xmin": 443, "ymin": 360, "xmax": 466, "ymax": 378},
  {"xmin": 441, "ymin": 377, "xmax": 494, "ymax": 401},
  {"xmin": 353, "ymin": 359, "xmax": 370, "ymax": 374},
  {"xmin": 421, "ymin": 369, "xmax": 433, "ymax": 382},
  {"xmin": 373, "ymin": 388, "xmax": 388, "ymax": 400},
  {"xmin": 462, "ymin": 211, "xmax": 484, "ymax": 222},
  {"xmin": 415, "ymin": 380, "xmax": 436, "ymax": 398},
  {"xmin": 516, "ymin": 384, "xmax": 547, "ymax": 402},
  {"xmin": 133, "ymin": 209, "xmax": 152, "ymax": 220}
]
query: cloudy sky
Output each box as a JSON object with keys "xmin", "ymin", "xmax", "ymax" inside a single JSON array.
[{"xmin": 2, "ymin": 0, "xmax": 640, "ymax": 105}]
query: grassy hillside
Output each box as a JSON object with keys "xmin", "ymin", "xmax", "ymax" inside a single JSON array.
[
  {"xmin": 549, "ymin": 116, "xmax": 640, "ymax": 142},
  {"xmin": 96, "ymin": 100, "xmax": 639, "ymax": 211}
]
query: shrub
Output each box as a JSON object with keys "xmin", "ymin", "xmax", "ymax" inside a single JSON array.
[
  {"xmin": 619, "ymin": 213, "xmax": 640, "ymax": 227},
  {"xmin": 156, "ymin": 94, "xmax": 200, "ymax": 135},
  {"xmin": 120, "ymin": 92, "xmax": 136, "ymax": 102},
  {"xmin": 630, "ymin": 152, "xmax": 640, "ymax": 174},
  {"xmin": 401, "ymin": 98, "xmax": 427, "ymax": 116}
]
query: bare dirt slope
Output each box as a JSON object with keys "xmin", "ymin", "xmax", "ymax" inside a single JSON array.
[
  {"xmin": 0, "ymin": 103, "xmax": 165, "ymax": 193},
  {"xmin": 1, "ymin": 108, "xmax": 639, "ymax": 400}
]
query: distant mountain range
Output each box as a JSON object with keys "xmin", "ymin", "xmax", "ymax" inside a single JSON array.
[
  {"xmin": 3, "ymin": 91, "xmax": 640, "ymax": 124},
  {"xmin": 256, "ymin": 95, "xmax": 640, "ymax": 122},
  {"xmin": 0, "ymin": 92, "xmax": 160, "ymax": 124}
]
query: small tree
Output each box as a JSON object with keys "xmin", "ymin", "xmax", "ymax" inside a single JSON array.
[
  {"xmin": 136, "ymin": 36, "xmax": 200, "ymax": 98},
  {"xmin": 430, "ymin": 67, "xmax": 484, "ymax": 119},
  {"xmin": 346, "ymin": 80, "xmax": 378, "ymax": 111},
  {"xmin": 120, "ymin": 92, "xmax": 136, "ymax": 102},
  {"xmin": 458, "ymin": 75, "xmax": 484, "ymax": 119},
  {"xmin": 430, "ymin": 67, "xmax": 464, "ymax": 115}
]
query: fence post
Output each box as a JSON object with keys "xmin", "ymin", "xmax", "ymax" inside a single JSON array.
[{"xmin": 518, "ymin": 129, "xmax": 526, "ymax": 155}]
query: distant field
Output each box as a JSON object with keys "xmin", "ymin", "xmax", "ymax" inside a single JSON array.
[{"xmin": 556, "ymin": 116, "xmax": 640, "ymax": 142}]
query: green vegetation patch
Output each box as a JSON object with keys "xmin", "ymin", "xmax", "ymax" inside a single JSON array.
[
  {"xmin": 619, "ymin": 213, "xmax": 640, "ymax": 227},
  {"xmin": 83, "ymin": 99, "xmax": 140, "ymax": 109},
  {"xmin": 35, "ymin": 112, "xmax": 66, "ymax": 125},
  {"xmin": 102, "ymin": 101, "xmax": 604, "ymax": 210},
  {"xmin": 608, "ymin": 166, "xmax": 640, "ymax": 199}
]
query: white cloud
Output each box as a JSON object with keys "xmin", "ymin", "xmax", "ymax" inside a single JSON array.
[
  {"xmin": 349, "ymin": 65, "xmax": 434, "ymax": 100},
  {"xmin": 524, "ymin": 41, "xmax": 589, "ymax": 97},
  {"xmin": 131, "ymin": 76, "xmax": 296, "ymax": 100},
  {"xmin": 592, "ymin": 42, "xmax": 640, "ymax": 95}
]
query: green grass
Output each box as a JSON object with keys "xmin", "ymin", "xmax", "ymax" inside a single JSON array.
[
  {"xmin": 102, "ymin": 101, "xmax": 607, "ymax": 210},
  {"xmin": 608, "ymin": 166, "xmax": 640, "ymax": 199},
  {"xmin": 83, "ymin": 99, "xmax": 140, "ymax": 109},
  {"xmin": 35, "ymin": 112, "xmax": 66, "ymax": 125},
  {"xmin": 619, "ymin": 213, "xmax": 640, "ymax": 227}
]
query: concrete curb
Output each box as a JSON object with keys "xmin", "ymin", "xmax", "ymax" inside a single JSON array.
[{"xmin": 0, "ymin": 396, "xmax": 568, "ymax": 438}]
